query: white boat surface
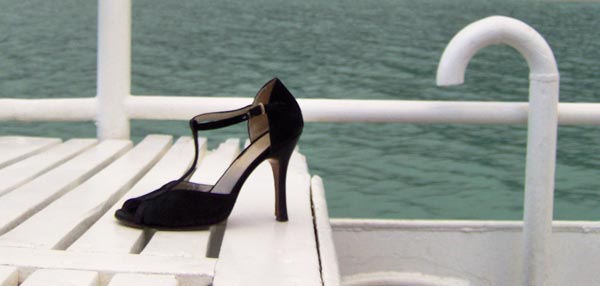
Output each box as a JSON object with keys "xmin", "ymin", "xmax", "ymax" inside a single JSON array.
[{"xmin": 1, "ymin": 1, "xmax": 600, "ymax": 285}]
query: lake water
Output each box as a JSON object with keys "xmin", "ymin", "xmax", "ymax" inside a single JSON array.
[{"xmin": 1, "ymin": 0, "xmax": 600, "ymax": 220}]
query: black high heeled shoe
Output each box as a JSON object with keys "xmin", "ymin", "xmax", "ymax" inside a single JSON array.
[{"xmin": 115, "ymin": 78, "xmax": 303, "ymax": 229}]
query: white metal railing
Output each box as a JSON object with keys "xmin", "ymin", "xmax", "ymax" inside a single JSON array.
[
  {"xmin": 4, "ymin": 96, "xmax": 600, "ymax": 125},
  {"xmin": 437, "ymin": 16, "xmax": 557, "ymax": 286},
  {"xmin": 2, "ymin": 0, "xmax": 600, "ymax": 132},
  {"xmin": 1, "ymin": 3, "xmax": 600, "ymax": 132},
  {"xmin": 0, "ymin": 0, "xmax": 591, "ymax": 285},
  {"xmin": 96, "ymin": 0, "xmax": 131, "ymax": 139}
]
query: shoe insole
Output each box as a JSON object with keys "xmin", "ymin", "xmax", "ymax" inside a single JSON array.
[{"xmin": 208, "ymin": 134, "xmax": 271, "ymax": 195}]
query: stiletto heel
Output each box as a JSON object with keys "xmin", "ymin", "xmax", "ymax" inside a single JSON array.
[
  {"xmin": 268, "ymin": 137, "xmax": 298, "ymax": 222},
  {"xmin": 115, "ymin": 78, "xmax": 303, "ymax": 229}
]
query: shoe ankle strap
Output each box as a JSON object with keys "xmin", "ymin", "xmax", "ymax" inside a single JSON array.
[{"xmin": 189, "ymin": 103, "xmax": 265, "ymax": 131}]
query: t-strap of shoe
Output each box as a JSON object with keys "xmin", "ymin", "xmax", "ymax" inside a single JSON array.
[
  {"xmin": 179, "ymin": 103, "xmax": 267, "ymax": 181},
  {"xmin": 115, "ymin": 78, "xmax": 304, "ymax": 228}
]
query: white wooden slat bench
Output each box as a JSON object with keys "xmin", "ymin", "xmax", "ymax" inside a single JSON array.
[
  {"xmin": 0, "ymin": 137, "xmax": 61, "ymax": 170},
  {"xmin": 0, "ymin": 139, "xmax": 98, "ymax": 197},
  {"xmin": 0, "ymin": 135, "xmax": 340, "ymax": 286}
]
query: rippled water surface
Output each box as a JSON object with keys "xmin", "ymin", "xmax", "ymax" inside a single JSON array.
[{"xmin": 2, "ymin": 0, "xmax": 600, "ymax": 220}]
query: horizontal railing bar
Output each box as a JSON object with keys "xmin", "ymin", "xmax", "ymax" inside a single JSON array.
[
  {"xmin": 127, "ymin": 96, "xmax": 600, "ymax": 125},
  {"xmin": 2, "ymin": 96, "xmax": 600, "ymax": 125},
  {"xmin": 126, "ymin": 96, "xmax": 249, "ymax": 121},
  {"xmin": 0, "ymin": 98, "xmax": 96, "ymax": 121}
]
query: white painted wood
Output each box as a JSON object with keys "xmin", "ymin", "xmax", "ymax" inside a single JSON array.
[
  {"xmin": 0, "ymin": 139, "xmax": 96, "ymax": 196},
  {"xmin": 0, "ymin": 140, "xmax": 131, "ymax": 235},
  {"xmin": 68, "ymin": 136, "xmax": 205, "ymax": 254},
  {"xmin": 20, "ymin": 269, "xmax": 99, "ymax": 286},
  {"xmin": 0, "ymin": 266, "xmax": 18, "ymax": 286},
  {"xmin": 0, "ymin": 247, "xmax": 214, "ymax": 286},
  {"xmin": 0, "ymin": 136, "xmax": 61, "ymax": 169},
  {"xmin": 141, "ymin": 139, "xmax": 240, "ymax": 258},
  {"xmin": 108, "ymin": 273, "xmax": 178, "ymax": 286},
  {"xmin": 212, "ymin": 149, "xmax": 321, "ymax": 286},
  {"xmin": 311, "ymin": 176, "xmax": 341, "ymax": 286},
  {"xmin": 0, "ymin": 135, "xmax": 171, "ymax": 250},
  {"xmin": 141, "ymin": 230, "xmax": 211, "ymax": 258}
]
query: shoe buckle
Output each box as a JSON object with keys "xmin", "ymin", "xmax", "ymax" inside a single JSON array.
[{"xmin": 247, "ymin": 103, "xmax": 266, "ymax": 118}]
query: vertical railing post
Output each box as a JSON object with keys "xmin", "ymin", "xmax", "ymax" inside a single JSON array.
[
  {"xmin": 96, "ymin": 0, "xmax": 132, "ymax": 140},
  {"xmin": 437, "ymin": 16, "xmax": 559, "ymax": 285}
]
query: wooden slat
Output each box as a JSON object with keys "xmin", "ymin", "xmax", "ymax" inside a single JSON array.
[
  {"xmin": 212, "ymin": 149, "xmax": 322, "ymax": 286},
  {"xmin": 20, "ymin": 269, "xmax": 99, "ymax": 286},
  {"xmin": 108, "ymin": 274, "xmax": 178, "ymax": 286},
  {"xmin": 311, "ymin": 175, "xmax": 342, "ymax": 286},
  {"xmin": 188, "ymin": 139, "xmax": 240, "ymax": 184},
  {"xmin": 0, "ymin": 135, "xmax": 171, "ymax": 250},
  {"xmin": 0, "ymin": 139, "xmax": 97, "ymax": 196},
  {"xmin": 141, "ymin": 139, "xmax": 240, "ymax": 258},
  {"xmin": 0, "ymin": 246, "xmax": 214, "ymax": 286},
  {"xmin": 0, "ymin": 136, "xmax": 61, "ymax": 169},
  {"xmin": 140, "ymin": 230, "xmax": 210, "ymax": 258},
  {"xmin": 0, "ymin": 140, "xmax": 131, "ymax": 235},
  {"xmin": 0, "ymin": 266, "xmax": 18, "ymax": 286},
  {"xmin": 68, "ymin": 136, "xmax": 205, "ymax": 254}
]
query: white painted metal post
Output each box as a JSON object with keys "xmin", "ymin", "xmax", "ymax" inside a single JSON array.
[
  {"xmin": 96, "ymin": 0, "xmax": 131, "ymax": 139},
  {"xmin": 436, "ymin": 16, "xmax": 559, "ymax": 286}
]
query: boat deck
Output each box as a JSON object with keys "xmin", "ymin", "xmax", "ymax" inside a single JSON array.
[{"xmin": 0, "ymin": 135, "xmax": 330, "ymax": 286}]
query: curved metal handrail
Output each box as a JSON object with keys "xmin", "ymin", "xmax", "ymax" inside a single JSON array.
[{"xmin": 437, "ymin": 16, "xmax": 559, "ymax": 286}]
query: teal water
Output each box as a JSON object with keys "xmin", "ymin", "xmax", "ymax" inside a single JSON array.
[{"xmin": 2, "ymin": 0, "xmax": 600, "ymax": 220}]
